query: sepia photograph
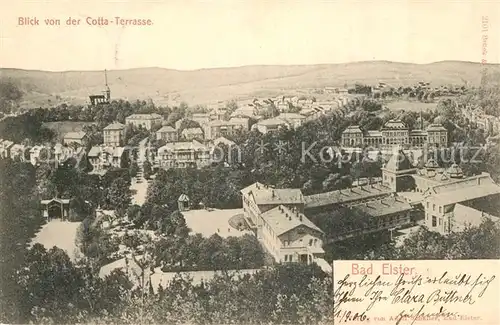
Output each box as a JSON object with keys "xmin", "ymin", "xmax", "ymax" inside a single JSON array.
[{"xmin": 1, "ymin": 1, "xmax": 499, "ymax": 324}]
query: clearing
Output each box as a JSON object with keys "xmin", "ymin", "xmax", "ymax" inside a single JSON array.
[
  {"xmin": 31, "ymin": 219, "xmax": 82, "ymax": 261},
  {"xmin": 384, "ymin": 100, "xmax": 438, "ymax": 112},
  {"xmin": 181, "ymin": 208, "xmax": 252, "ymax": 238}
]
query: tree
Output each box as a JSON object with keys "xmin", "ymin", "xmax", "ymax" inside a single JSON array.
[
  {"xmin": 105, "ymin": 178, "xmax": 132, "ymax": 211},
  {"xmin": 129, "ymin": 162, "xmax": 139, "ymax": 178},
  {"xmin": 143, "ymin": 160, "xmax": 152, "ymax": 180}
]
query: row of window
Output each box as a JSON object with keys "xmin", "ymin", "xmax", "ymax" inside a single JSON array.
[
  {"xmin": 282, "ymin": 238, "xmax": 318, "ymax": 247},
  {"xmin": 426, "ymin": 202, "xmax": 442, "ymax": 214}
]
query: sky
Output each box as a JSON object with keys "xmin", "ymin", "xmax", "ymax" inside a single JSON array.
[{"xmin": 1, "ymin": 0, "xmax": 499, "ymax": 71}]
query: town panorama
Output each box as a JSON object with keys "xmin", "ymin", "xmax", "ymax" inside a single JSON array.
[{"xmin": 0, "ymin": 66, "xmax": 499, "ymax": 324}]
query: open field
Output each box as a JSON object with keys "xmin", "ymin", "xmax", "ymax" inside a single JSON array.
[
  {"xmin": 31, "ymin": 220, "xmax": 81, "ymax": 261},
  {"xmin": 182, "ymin": 208, "xmax": 252, "ymax": 238},
  {"xmin": 384, "ymin": 100, "xmax": 438, "ymax": 112},
  {"xmin": 2, "ymin": 61, "xmax": 499, "ymax": 107}
]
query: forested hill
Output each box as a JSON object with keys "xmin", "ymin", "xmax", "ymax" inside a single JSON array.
[{"xmin": 1, "ymin": 61, "xmax": 499, "ymax": 107}]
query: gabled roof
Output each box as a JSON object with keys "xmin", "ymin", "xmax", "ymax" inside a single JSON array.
[
  {"xmin": 181, "ymin": 127, "xmax": 203, "ymax": 135},
  {"xmin": 178, "ymin": 194, "xmax": 189, "ymax": 202},
  {"xmin": 428, "ymin": 183, "xmax": 500, "ymax": 206},
  {"xmin": 383, "ymin": 147, "xmax": 414, "ymax": 171},
  {"xmin": 261, "ymin": 205, "xmax": 323, "ymax": 236},
  {"xmin": 240, "ymin": 182, "xmax": 267, "ymax": 195},
  {"xmin": 88, "ymin": 146, "xmax": 101, "ymax": 157},
  {"xmin": 304, "ymin": 184, "xmax": 392, "ymax": 209},
  {"xmin": 257, "ymin": 118, "xmax": 288, "ymax": 126},
  {"xmin": 350, "ymin": 196, "xmax": 412, "ymax": 217},
  {"xmin": 41, "ymin": 198, "xmax": 71, "ymax": 204},
  {"xmin": 212, "ymin": 137, "xmax": 236, "ymax": 147},
  {"xmin": 104, "ymin": 122, "xmax": 125, "ymax": 130},
  {"xmin": 252, "ymin": 188, "xmax": 304, "ymax": 205},
  {"xmin": 158, "ymin": 140, "xmax": 208, "ymax": 152},
  {"xmin": 343, "ymin": 125, "xmax": 363, "ymax": 134},
  {"xmin": 157, "ymin": 125, "xmax": 176, "ymax": 133},
  {"xmin": 382, "ymin": 119, "xmax": 408, "ymax": 130},
  {"xmin": 278, "ymin": 113, "xmax": 306, "ymax": 120},
  {"xmin": 126, "ymin": 113, "xmax": 162, "ymax": 120},
  {"xmin": 426, "ymin": 124, "xmax": 447, "ymax": 132},
  {"xmin": 240, "ymin": 182, "xmax": 304, "ymax": 205},
  {"xmin": 64, "ymin": 131, "xmax": 87, "ymax": 140},
  {"xmin": 365, "ymin": 130, "xmax": 382, "ymax": 137}
]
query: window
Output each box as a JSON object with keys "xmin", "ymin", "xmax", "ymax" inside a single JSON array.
[
  {"xmin": 284, "ymin": 240, "xmax": 289, "ymax": 246},
  {"xmin": 432, "ymin": 216, "xmax": 437, "ymax": 227},
  {"xmin": 433, "ymin": 204, "xmax": 436, "ymax": 211},
  {"xmin": 309, "ymin": 239, "xmax": 313, "ymax": 246},
  {"xmin": 284, "ymin": 255, "xmax": 288, "ymax": 262},
  {"xmin": 427, "ymin": 202, "xmax": 429, "ymax": 209}
]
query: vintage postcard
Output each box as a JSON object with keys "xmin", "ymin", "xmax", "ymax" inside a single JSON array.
[{"xmin": 1, "ymin": 1, "xmax": 499, "ymax": 324}]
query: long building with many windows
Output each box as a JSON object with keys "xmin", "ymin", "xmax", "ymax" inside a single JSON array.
[{"xmin": 341, "ymin": 119, "xmax": 448, "ymax": 148}]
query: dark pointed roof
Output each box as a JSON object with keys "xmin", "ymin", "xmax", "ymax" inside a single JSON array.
[
  {"xmin": 425, "ymin": 158, "xmax": 440, "ymax": 169},
  {"xmin": 384, "ymin": 147, "xmax": 414, "ymax": 171},
  {"xmin": 446, "ymin": 163, "xmax": 463, "ymax": 178}
]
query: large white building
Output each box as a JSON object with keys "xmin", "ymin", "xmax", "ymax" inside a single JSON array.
[
  {"xmin": 125, "ymin": 114, "xmax": 163, "ymax": 130},
  {"xmin": 240, "ymin": 183, "xmax": 326, "ymax": 265},
  {"xmin": 157, "ymin": 140, "xmax": 211, "ymax": 169}
]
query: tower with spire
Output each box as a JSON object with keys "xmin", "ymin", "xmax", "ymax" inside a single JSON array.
[
  {"xmin": 89, "ymin": 69, "xmax": 111, "ymax": 105},
  {"xmin": 103, "ymin": 69, "xmax": 111, "ymax": 102}
]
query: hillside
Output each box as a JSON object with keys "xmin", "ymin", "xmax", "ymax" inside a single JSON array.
[{"xmin": 1, "ymin": 61, "xmax": 499, "ymax": 107}]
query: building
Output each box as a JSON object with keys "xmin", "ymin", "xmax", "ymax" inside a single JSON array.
[
  {"xmin": 240, "ymin": 183, "xmax": 330, "ymax": 265},
  {"xmin": 203, "ymin": 119, "xmax": 248, "ymax": 140},
  {"xmin": 339, "ymin": 196, "xmax": 412, "ymax": 240},
  {"xmin": 341, "ymin": 126, "xmax": 364, "ymax": 147},
  {"xmin": 125, "ymin": 114, "xmax": 163, "ymax": 130},
  {"xmin": 157, "ymin": 140, "xmax": 211, "ymax": 169},
  {"xmin": 253, "ymin": 118, "xmax": 289, "ymax": 134},
  {"xmin": 87, "ymin": 146, "xmax": 126, "ymax": 173},
  {"xmin": 277, "ymin": 113, "xmax": 306, "ymax": 128},
  {"xmin": 63, "ymin": 131, "xmax": 88, "ymax": 146},
  {"xmin": 423, "ymin": 175, "xmax": 500, "ymax": 235},
  {"xmin": 381, "ymin": 147, "xmax": 418, "ymax": 192},
  {"xmin": 103, "ymin": 122, "xmax": 126, "ymax": 147},
  {"xmin": 241, "ymin": 183, "xmax": 305, "ymax": 233},
  {"xmin": 377, "ymin": 146, "xmax": 500, "ymax": 235},
  {"xmin": 304, "ymin": 183, "xmax": 393, "ymax": 214},
  {"xmin": 426, "ymin": 124, "xmax": 448, "ymax": 147},
  {"xmin": 341, "ymin": 120, "xmax": 448, "ymax": 149},
  {"xmin": 178, "ymin": 194, "xmax": 190, "ymax": 211},
  {"xmin": 89, "ymin": 70, "xmax": 111, "ymax": 105},
  {"xmin": 230, "ymin": 106, "xmax": 259, "ymax": 119},
  {"xmin": 260, "ymin": 205, "xmax": 325, "ymax": 264},
  {"xmin": 156, "ymin": 125, "xmax": 178, "ymax": 142},
  {"xmin": 41, "ymin": 198, "xmax": 73, "ymax": 221},
  {"xmin": 191, "ymin": 113, "xmax": 211, "ymax": 126},
  {"xmin": 181, "ymin": 127, "xmax": 204, "ymax": 141}
]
